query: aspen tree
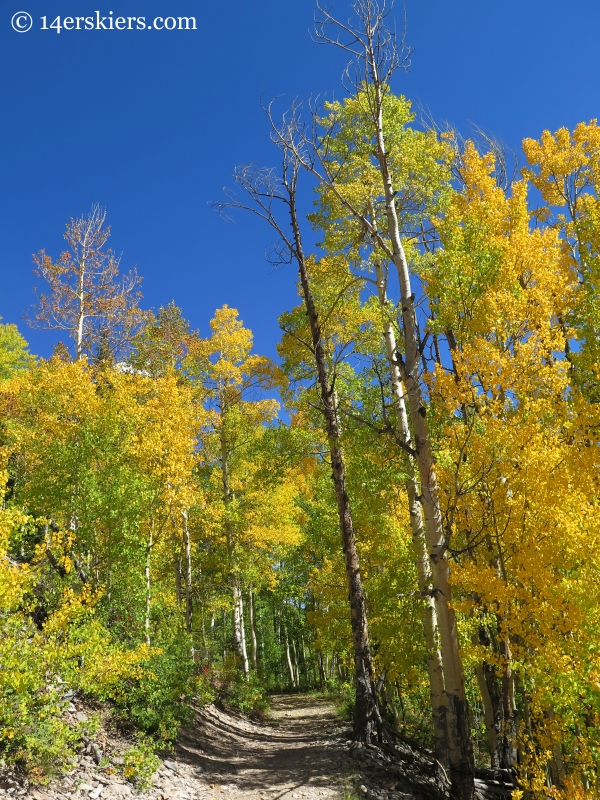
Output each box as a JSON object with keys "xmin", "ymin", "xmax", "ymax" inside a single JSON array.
[
  {"xmin": 425, "ymin": 140, "xmax": 600, "ymax": 796},
  {"xmin": 270, "ymin": 3, "xmax": 474, "ymax": 793},
  {"xmin": 183, "ymin": 509, "xmax": 193, "ymax": 634},
  {"xmin": 188, "ymin": 306, "xmax": 280, "ymax": 676},
  {"xmin": 310, "ymin": 91, "xmax": 452, "ymax": 768},
  {"xmin": 217, "ymin": 161, "xmax": 382, "ymax": 741},
  {"xmin": 249, "ymin": 586, "xmax": 259, "ymax": 670},
  {"xmin": 28, "ymin": 206, "xmax": 149, "ymax": 361},
  {"xmin": 278, "ymin": 251, "xmax": 440, "ymax": 745},
  {"xmin": 0, "ymin": 320, "xmax": 34, "ymax": 380},
  {"xmin": 523, "ymin": 121, "xmax": 600, "ymax": 400}
]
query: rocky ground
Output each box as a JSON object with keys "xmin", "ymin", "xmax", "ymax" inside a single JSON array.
[{"xmin": 0, "ymin": 695, "xmax": 511, "ymax": 800}]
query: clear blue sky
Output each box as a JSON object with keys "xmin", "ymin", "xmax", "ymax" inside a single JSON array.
[{"xmin": 2, "ymin": 0, "xmax": 600, "ymax": 361}]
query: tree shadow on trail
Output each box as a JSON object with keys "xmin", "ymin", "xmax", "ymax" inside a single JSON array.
[{"xmin": 175, "ymin": 694, "xmax": 351, "ymax": 798}]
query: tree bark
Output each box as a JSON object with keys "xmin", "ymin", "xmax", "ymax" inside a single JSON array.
[
  {"xmin": 373, "ymin": 257, "xmax": 449, "ymax": 767},
  {"xmin": 183, "ymin": 509, "xmax": 193, "ymax": 634},
  {"xmin": 283, "ymin": 620, "xmax": 296, "ymax": 687},
  {"xmin": 249, "ymin": 585, "xmax": 258, "ymax": 671},
  {"xmin": 174, "ymin": 548, "xmax": 182, "ymax": 609},
  {"xmin": 258, "ymin": 604, "xmax": 265, "ymax": 671},
  {"xmin": 300, "ymin": 634, "xmax": 309, "ymax": 686},
  {"xmin": 289, "ymin": 189, "xmax": 380, "ymax": 743},
  {"xmin": 145, "ymin": 522, "xmax": 153, "ymax": 646},
  {"xmin": 318, "ymin": 651, "xmax": 326, "ymax": 686},
  {"xmin": 221, "ymin": 424, "xmax": 249, "ymax": 676},
  {"xmin": 230, "ymin": 580, "xmax": 249, "ymax": 675},
  {"xmin": 499, "ymin": 635, "xmax": 517, "ymax": 770},
  {"xmin": 76, "ymin": 255, "xmax": 86, "ymax": 361},
  {"xmin": 371, "ymin": 79, "xmax": 474, "ymax": 796},
  {"xmin": 472, "ymin": 631, "xmax": 501, "ymax": 769},
  {"xmin": 239, "ymin": 590, "xmax": 249, "ymax": 672},
  {"xmin": 291, "ymin": 635, "xmax": 300, "ymax": 687}
]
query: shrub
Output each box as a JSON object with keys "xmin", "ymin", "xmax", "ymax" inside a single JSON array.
[
  {"xmin": 116, "ymin": 631, "xmax": 195, "ymax": 744},
  {"xmin": 122, "ymin": 736, "xmax": 160, "ymax": 789}
]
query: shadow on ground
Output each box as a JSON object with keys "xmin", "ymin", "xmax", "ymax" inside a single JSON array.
[{"xmin": 175, "ymin": 695, "xmax": 351, "ymax": 800}]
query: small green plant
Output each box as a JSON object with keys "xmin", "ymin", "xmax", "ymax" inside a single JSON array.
[
  {"xmin": 193, "ymin": 669, "xmax": 217, "ymax": 707},
  {"xmin": 322, "ymin": 678, "xmax": 355, "ymax": 720},
  {"xmin": 122, "ymin": 736, "xmax": 160, "ymax": 789},
  {"xmin": 340, "ymin": 775, "xmax": 362, "ymax": 800},
  {"xmin": 226, "ymin": 670, "xmax": 269, "ymax": 716},
  {"xmin": 207, "ymin": 659, "xmax": 269, "ymax": 717}
]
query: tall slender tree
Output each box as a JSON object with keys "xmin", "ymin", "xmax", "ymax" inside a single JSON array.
[
  {"xmin": 188, "ymin": 306, "xmax": 281, "ymax": 676},
  {"xmin": 28, "ymin": 205, "xmax": 149, "ymax": 361},
  {"xmin": 270, "ymin": 3, "xmax": 474, "ymax": 794},
  {"xmin": 217, "ymin": 159, "xmax": 382, "ymax": 741}
]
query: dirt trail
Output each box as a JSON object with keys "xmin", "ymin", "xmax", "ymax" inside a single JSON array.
[
  {"xmin": 5, "ymin": 695, "xmax": 440, "ymax": 800},
  {"xmin": 176, "ymin": 695, "xmax": 352, "ymax": 800}
]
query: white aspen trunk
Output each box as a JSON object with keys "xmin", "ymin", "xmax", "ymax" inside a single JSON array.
[
  {"xmin": 373, "ymin": 256, "xmax": 448, "ymax": 766},
  {"xmin": 249, "ymin": 586, "xmax": 258, "ymax": 671},
  {"xmin": 76, "ymin": 257, "xmax": 86, "ymax": 361},
  {"xmin": 259, "ymin": 604, "xmax": 265, "ymax": 668},
  {"xmin": 183, "ymin": 509, "xmax": 193, "ymax": 634},
  {"xmin": 230, "ymin": 575, "xmax": 249, "ymax": 676},
  {"xmin": 370, "ymin": 77, "xmax": 474, "ymax": 798},
  {"xmin": 174, "ymin": 548, "xmax": 182, "ymax": 609},
  {"xmin": 145, "ymin": 522, "xmax": 153, "ymax": 646},
  {"xmin": 283, "ymin": 621, "xmax": 296, "ymax": 686},
  {"xmin": 291, "ymin": 636, "xmax": 300, "ymax": 687},
  {"xmin": 238, "ymin": 590, "xmax": 249, "ymax": 675},
  {"xmin": 221, "ymin": 420, "xmax": 249, "ymax": 676},
  {"xmin": 300, "ymin": 634, "xmax": 309, "ymax": 685}
]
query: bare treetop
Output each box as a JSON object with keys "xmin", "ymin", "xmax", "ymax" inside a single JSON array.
[
  {"xmin": 27, "ymin": 205, "xmax": 150, "ymax": 363},
  {"xmin": 313, "ymin": 0, "xmax": 412, "ymax": 90}
]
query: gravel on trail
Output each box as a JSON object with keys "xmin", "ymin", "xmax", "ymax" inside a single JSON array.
[{"xmin": 0, "ymin": 695, "xmax": 455, "ymax": 800}]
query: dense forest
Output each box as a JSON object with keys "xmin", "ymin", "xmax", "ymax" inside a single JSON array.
[{"xmin": 4, "ymin": 3, "xmax": 600, "ymax": 800}]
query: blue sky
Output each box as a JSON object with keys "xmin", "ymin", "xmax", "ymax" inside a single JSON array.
[{"xmin": 2, "ymin": 0, "xmax": 600, "ymax": 361}]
